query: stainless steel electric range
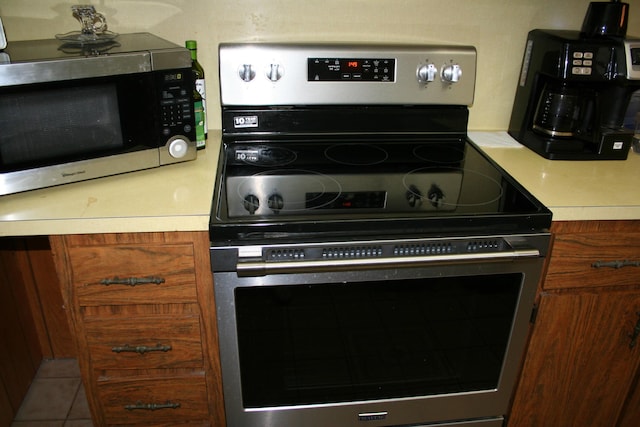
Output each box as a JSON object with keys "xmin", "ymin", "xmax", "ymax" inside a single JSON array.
[{"xmin": 210, "ymin": 43, "xmax": 552, "ymax": 427}]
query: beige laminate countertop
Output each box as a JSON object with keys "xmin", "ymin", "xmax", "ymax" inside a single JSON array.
[
  {"xmin": 0, "ymin": 131, "xmax": 222, "ymax": 237},
  {"xmin": 469, "ymin": 132, "xmax": 640, "ymax": 221},
  {"xmin": 0, "ymin": 131, "xmax": 638, "ymax": 237}
]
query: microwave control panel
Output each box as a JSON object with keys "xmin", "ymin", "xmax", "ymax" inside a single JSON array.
[{"xmin": 159, "ymin": 70, "xmax": 194, "ymax": 137}]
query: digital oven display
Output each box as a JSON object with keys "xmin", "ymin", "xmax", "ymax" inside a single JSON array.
[
  {"xmin": 306, "ymin": 191, "xmax": 387, "ymax": 209},
  {"xmin": 308, "ymin": 58, "xmax": 395, "ymax": 82}
]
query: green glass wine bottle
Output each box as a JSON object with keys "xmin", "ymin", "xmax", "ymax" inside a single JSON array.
[{"xmin": 186, "ymin": 40, "xmax": 207, "ymax": 148}]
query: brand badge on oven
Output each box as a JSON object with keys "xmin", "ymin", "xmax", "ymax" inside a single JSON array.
[{"xmin": 234, "ymin": 115, "xmax": 259, "ymax": 128}]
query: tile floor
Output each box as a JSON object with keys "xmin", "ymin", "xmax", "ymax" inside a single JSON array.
[{"xmin": 11, "ymin": 359, "xmax": 93, "ymax": 427}]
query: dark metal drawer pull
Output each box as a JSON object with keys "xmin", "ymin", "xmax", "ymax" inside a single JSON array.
[
  {"xmin": 629, "ymin": 312, "xmax": 640, "ymax": 349},
  {"xmin": 112, "ymin": 344, "xmax": 172, "ymax": 354},
  {"xmin": 100, "ymin": 276, "xmax": 165, "ymax": 286},
  {"xmin": 592, "ymin": 260, "xmax": 640, "ymax": 269},
  {"xmin": 124, "ymin": 401, "xmax": 180, "ymax": 411}
]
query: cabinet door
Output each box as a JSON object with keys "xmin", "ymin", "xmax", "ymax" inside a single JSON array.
[
  {"xmin": 0, "ymin": 239, "xmax": 42, "ymax": 417},
  {"xmin": 618, "ymin": 375, "xmax": 640, "ymax": 427},
  {"xmin": 508, "ymin": 290, "xmax": 640, "ymax": 427}
]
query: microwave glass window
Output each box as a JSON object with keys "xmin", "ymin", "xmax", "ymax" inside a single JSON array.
[
  {"xmin": 0, "ymin": 84, "xmax": 123, "ymax": 168},
  {"xmin": 234, "ymin": 273, "xmax": 522, "ymax": 408}
]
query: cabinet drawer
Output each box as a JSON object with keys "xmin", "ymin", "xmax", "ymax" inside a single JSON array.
[
  {"xmin": 97, "ymin": 373, "xmax": 209, "ymax": 424},
  {"xmin": 85, "ymin": 314, "xmax": 203, "ymax": 369},
  {"xmin": 68, "ymin": 244, "xmax": 198, "ymax": 305},
  {"xmin": 545, "ymin": 232, "xmax": 640, "ymax": 290}
]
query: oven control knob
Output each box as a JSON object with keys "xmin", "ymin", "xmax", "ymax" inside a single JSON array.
[
  {"xmin": 406, "ymin": 185, "xmax": 423, "ymax": 208},
  {"xmin": 266, "ymin": 63, "xmax": 284, "ymax": 82},
  {"xmin": 268, "ymin": 194, "xmax": 284, "ymax": 212},
  {"xmin": 441, "ymin": 64, "xmax": 462, "ymax": 83},
  {"xmin": 428, "ymin": 185, "xmax": 445, "ymax": 208},
  {"xmin": 417, "ymin": 63, "xmax": 438, "ymax": 83},
  {"xmin": 243, "ymin": 194, "xmax": 260, "ymax": 214},
  {"xmin": 239, "ymin": 64, "xmax": 256, "ymax": 82}
]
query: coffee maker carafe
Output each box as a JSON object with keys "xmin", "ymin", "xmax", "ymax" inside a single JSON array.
[
  {"xmin": 532, "ymin": 82, "xmax": 596, "ymax": 138},
  {"xmin": 508, "ymin": 1, "xmax": 640, "ymax": 160}
]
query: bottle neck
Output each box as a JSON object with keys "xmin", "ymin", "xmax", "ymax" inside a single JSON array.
[{"xmin": 189, "ymin": 49, "xmax": 197, "ymax": 61}]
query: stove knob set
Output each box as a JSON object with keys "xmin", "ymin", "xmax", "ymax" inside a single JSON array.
[
  {"xmin": 441, "ymin": 63, "xmax": 462, "ymax": 83},
  {"xmin": 243, "ymin": 194, "xmax": 260, "ymax": 214},
  {"xmin": 406, "ymin": 185, "xmax": 423, "ymax": 208},
  {"xmin": 428, "ymin": 184, "xmax": 445, "ymax": 208},
  {"xmin": 238, "ymin": 63, "xmax": 284, "ymax": 82},
  {"xmin": 268, "ymin": 194, "xmax": 284, "ymax": 213},
  {"xmin": 416, "ymin": 63, "xmax": 462, "ymax": 84}
]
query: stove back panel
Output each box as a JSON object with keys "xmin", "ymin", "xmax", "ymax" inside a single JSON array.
[{"xmin": 219, "ymin": 43, "xmax": 476, "ymax": 107}]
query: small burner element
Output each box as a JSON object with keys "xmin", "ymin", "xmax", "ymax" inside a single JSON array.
[
  {"xmin": 413, "ymin": 144, "xmax": 466, "ymax": 164},
  {"xmin": 325, "ymin": 143, "xmax": 388, "ymax": 165}
]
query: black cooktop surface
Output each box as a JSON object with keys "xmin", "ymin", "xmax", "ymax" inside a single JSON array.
[{"xmin": 210, "ymin": 138, "xmax": 552, "ymax": 243}]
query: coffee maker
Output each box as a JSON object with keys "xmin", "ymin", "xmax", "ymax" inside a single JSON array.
[{"xmin": 508, "ymin": 0, "xmax": 640, "ymax": 160}]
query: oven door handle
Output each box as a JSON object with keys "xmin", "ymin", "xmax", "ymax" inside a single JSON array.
[{"xmin": 236, "ymin": 248, "xmax": 540, "ymax": 276}]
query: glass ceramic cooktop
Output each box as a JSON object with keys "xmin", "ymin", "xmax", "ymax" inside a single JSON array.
[{"xmin": 210, "ymin": 139, "xmax": 551, "ymax": 241}]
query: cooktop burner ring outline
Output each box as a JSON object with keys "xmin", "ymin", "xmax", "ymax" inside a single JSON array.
[
  {"xmin": 233, "ymin": 169, "xmax": 344, "ymax": 213},
  {"xmin": 402, "ymin": 166, "xmax": 504, "ymax": 208},
  {"xmin": 325, "ymin": 143, "xmax": 389, "ymax": 166},
  {"xmin": 412, "ymin": 144, "xmax": 467, "ymax": 165}
]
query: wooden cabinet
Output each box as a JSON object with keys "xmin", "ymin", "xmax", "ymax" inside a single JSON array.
[
  {"xmin": 50, "ymin": 232, "xmax": 225, "ymax": 426},
  {"xmin": 508, "ymin": 221, "xmax": 640, "ymax": 427},
  {"xmin": 0, "ymin": 239, "xmax": 43, "ymax": 426},
  {"xmin": 0, "ymin": 236, "xmax": 72, "ymax": 426}
]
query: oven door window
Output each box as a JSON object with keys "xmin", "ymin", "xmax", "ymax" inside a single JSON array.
[{"xmin": 235, "ymin": 273, "xmax": 522, "ymax": 408}]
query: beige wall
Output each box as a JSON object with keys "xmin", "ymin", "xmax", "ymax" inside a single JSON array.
[{"xmin": 1, "ymin": 0, "xmax": 638, "ymax": 130}]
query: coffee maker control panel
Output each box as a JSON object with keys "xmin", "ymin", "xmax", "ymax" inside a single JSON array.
[{"xmin": 570, "ymin": 49, "xmax": 596, "ymax": 77}]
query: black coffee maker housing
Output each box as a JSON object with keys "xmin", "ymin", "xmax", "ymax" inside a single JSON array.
[{"xmin": 508, "ymin": 3, "xmax": 640, "ymax": 160}]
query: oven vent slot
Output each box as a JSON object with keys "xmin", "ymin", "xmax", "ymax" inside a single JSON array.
[
  {"xmin": 466, "ymin": 239, "xmax": 503, "ymax": 252},
  {"xmin": 394, "ymin": 243, "xmax": 453, "ymax": 256},
  {"xmin": 322, "ymin": 246, "xmax": 383, "ymax": 259},
  {"xmin": 267, "ymin": 249, "xmax": 306, "ymax": 260}
]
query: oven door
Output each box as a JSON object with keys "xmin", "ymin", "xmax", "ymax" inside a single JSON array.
[{"xmin": 213, "ymin": 235, "xmax": 548, "ymax": 427}]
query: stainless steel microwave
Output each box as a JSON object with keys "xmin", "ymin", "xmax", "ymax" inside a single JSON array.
[{"xmin": 0, "ymin": 33, "xmax": 197, "ymax": 196}]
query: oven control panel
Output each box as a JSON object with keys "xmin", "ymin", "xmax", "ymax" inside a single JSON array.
[
  {"xmin": 219, "ymin": 43, "xmax": 476, "ymax": 106},
  {"xmin": 225, "ymin": 171, "xmax": 463, "ymax": 217}
]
